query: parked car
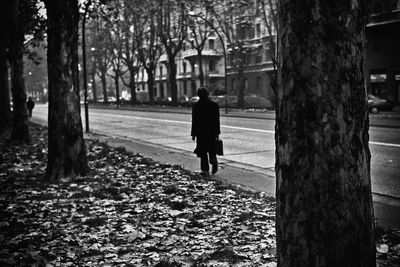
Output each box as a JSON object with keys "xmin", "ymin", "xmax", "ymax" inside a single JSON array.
[
  {"xmin": 368, "ymin": 94, "xmax": 394, "ymax": 114},
  {"xmin": 107, "ymin": 96, "xmax": 116, "ymax": 102}
]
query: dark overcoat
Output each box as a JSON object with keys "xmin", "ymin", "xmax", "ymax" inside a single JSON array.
[
  {"xmin": 191, "ymin": 98, "xmax": 220, "ymax": 156},
  {"xmin": 27, "ymin": 99, "xmax": 35, "ymax": 110}
]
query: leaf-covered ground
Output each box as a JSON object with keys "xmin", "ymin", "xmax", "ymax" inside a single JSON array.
[
  {"xmin": 0, "ymin": 123, "xmax": 399, "ymax": 266},
  {"xmin": 0, "ymin": 124, "xmax": 276, "ymax": 266}
]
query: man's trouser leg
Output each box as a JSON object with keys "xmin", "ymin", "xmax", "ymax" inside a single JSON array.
[
  {"xmin": 209, "ymin": 153, "xmax": 218, "ymax": 174},
  {"xmin": 200, "ymin": 153, "xmax": 209, "ymax": 173}
]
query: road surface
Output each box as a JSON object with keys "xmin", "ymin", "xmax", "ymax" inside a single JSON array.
[{"xmin": 32, "ymin": 104, "xmax": 400, "ymax": 200}]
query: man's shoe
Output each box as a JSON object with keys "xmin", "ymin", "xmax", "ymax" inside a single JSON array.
[
  {"xmin": 212, "ymin": 163, "xmax": 218, "ymax": 174},
  {"xmin": 201, "ymin": 171, "xmax": 210, "ymax": 177}
]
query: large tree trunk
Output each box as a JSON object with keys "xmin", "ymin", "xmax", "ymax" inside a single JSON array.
[
  {"xmin": 0, "ymin": 1, "xmax": 12, "ymax": 127},
  {"xmin": 146, "ymin": 67, "xmax": 155, "ymax": 104},
  {"xmin": 167, "ymin": 55, "xmax": 178, "ymax": 104},
  {"xmin": 275, "ymin": 1, "xmax": 375, "ymax": 267},
  {"xmin": 10, "ymin": 0, "xmax": 29, "ymax": 143},
  {"xmin": 44, "ymin": 0, "xmax": 89, "ymax": 180},
  {"xmin": 0, "ymin": 40, "xmax": 11, "ymax": 127}
]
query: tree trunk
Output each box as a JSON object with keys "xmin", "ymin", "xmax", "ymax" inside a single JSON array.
[
  {"xmin": 100, "ymin": 71, "xmax": 108, "ymax": 103},
  {"xmin": 44, "ymin": 0, "xmax": 89, "ymax": 180},
  {"xmin": 146, "ymin": 67, "xmax": 155, "ymax": 104},
  {"xmin": 237, "ymin": 51, "xmax": 245, "ymax": 109},
  {"xmin": 114, "ymin": 72, "xmax": 120, "ymax": 107},
  {"xmin": 10, "ymin": 0, "xmax": 29, "ymax": 143},
  {"xmin": 0, "ymin": 40, "xmax": 11, "ymax": 126},
  {"xmin": 129, "ymin": 68, "xmax": 137, "ymax": 104},
  {"xmin": 91, "ymin": 63, "xmax": 97, "ymax": 103},
  {"xmin": 276, "ymin": 1, "xmax": 375, "ymax": 267},
  {"xmin": 168, "ymin": 56, "xmax": 178, "ymax": 104},
  {"xmin": 197, "ymin": 50, "xmax": 204, "ymax": 86}
]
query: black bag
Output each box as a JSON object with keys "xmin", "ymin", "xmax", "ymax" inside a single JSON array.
[{"xmin": 216, "ymin": 139, "xmax": 223, "ymax": 156}]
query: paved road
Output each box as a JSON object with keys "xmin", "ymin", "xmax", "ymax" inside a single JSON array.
[{"xmin": 33, "ymin": 104, "xmax": 400, "ymax": 199}]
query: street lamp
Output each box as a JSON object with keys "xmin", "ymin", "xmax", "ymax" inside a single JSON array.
[{"xmin": 188, "ymin": 11, "xmax": 228, "ymax": 114}]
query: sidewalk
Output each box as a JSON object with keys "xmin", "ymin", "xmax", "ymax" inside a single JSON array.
[
  {"xmin": 90, "ymin": 103, "xmax": 400, "ymax": 129},
  {"xmin": 83, "ymin": 128, "xmax": 400, "ymax": 229},
  {"xmin": 33, "ymin": 106, "xmax": 400, "ymax": 228}
]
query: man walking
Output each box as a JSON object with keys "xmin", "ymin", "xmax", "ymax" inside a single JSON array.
[
  {"xmin": 191, "ymin": 87, "xmax": 221, "ymax": 175},
  {"xmin": 26, "ymin": 97, "xmax": 35, "ymax": 118}
]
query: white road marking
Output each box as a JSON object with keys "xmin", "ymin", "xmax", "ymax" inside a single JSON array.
[
  {"xmin": 370, "ymin": 141, "xmax": 400, "ymax": 148},
  {"xmin": 91, "ymin": 112, "xmax": 400, "ymax": 148},
  {"xmin": 91, "ymin": 112, "xmax": 276, "ymax": 134}
]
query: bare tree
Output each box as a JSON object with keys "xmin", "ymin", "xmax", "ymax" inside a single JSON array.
[
  {"xmin": 107, "ymin": 28, "xmax": 125, "ymax": 107},
  {"xmin": 186, "ymin": 2, "xmax": 214, "ymax": 87},
  {"xmin": 207, "ymin": 0, "xmax": 252, "ymax": 109},
  {"xmin": 134, "ymin": 0, "xmax": 162, "ymax": 103},
  {"xmin": 156, "ymin": 0, "xmax": 188, "ymax": 104},
  {"xmin": 276, "ymin": 1, "xmax": 375, "ymax": 266},
  {"xmin": 44, "ymin": 0, "xmax": 89, "ymax": 179},
  {"xmin": 89, "ymin": 16, "xmax": 112, "ymax": 104},
  {"xmin": 120, "ymin": 0, "xmax": 141, "ymax": 104}
]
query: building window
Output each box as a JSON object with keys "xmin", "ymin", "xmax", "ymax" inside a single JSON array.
[
  {"xmin": 209, "ymin": 60, "xmax": 216, "ymax": 71},
  {"xmin": 183, "ymin": 62, "xmax": 187, "ymax": 74},
  {"xmin": 256, "ymin": 53, "xmax": 262, "ymax": 64},
  {"xmin": 265, "ymin": 47, "xmax": 271, "ymax": 61},
  {"xmin": 257, "ymin": 77, "xmax": 261, "ymax": 91},
  {"xmin": 243, "ymin": 54, "xmax": 249, "ymax": 65},
  {"xmin": 256, "ymin": 23, "xmax": 261, "ymax": 38},
  {"xmin": 209, "ymin": 39, "xmax": 215, "ymax": 50},
  {"xmin": 370, "ymin": 71, "xmax": 387, "ymax": 98},
  {"xmin": 159, "ymin": 66, "xmax": 163, "ymax": 77},
  {"xmin": 232, "ymin": 79, "xmax": 236, "ymax": 92},
  {"xmin": 183, "ymin": 81, "xmax": 187, "ymax": 95}
]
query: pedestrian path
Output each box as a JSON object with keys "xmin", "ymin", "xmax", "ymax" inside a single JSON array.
[{"xmin": 84, "ymin": 128, "xmax": 400, "ymax": 229}]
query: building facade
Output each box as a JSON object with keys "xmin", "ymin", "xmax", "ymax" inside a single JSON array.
[
  {"xmin": 134, "ymin": 0, "xmax": 400, "ymax": 105},
  {"xmin": 134, "ymin": 0, "xmax": 277, "ymax": 103}
]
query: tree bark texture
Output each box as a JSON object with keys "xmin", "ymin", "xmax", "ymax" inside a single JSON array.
[
  {"xmin": 91, "ymin": 63, "xmax": 97, "ymax": 103},
  {"xmin": 237, "ymin": 51, "xmax": 245, "ymax": 109},
  {"xmin": 114, "ymin": 72, "xmax": 120, "ymax": 106},
  {"xmin": 167, "ymin": 56, "xmax": 178, "ymax": 103},
  {"xmin": 10, "ymin": 0, "xmax": 29, "ymax": 143},
  {"xmin": 276, "ymin": 1, "xmax": 375, "ymax": 266},
  {"xmin": 197, "ymin": 50, "xmax": 204, "ymax": 87},
  {"xmin": 0, "ymin": 40, "xmax": 11, "ymax": 127},
  {"xmin": 146, "ymin": 68, "xmax": 155, "ymax": 103},
  {"xmin": 44, "ymin": 0, "xmax": 88, "ymax": 180},
  {"xmin": 100, "ymin": 72, "xmax": 108, "ymax": 103},
  {"xmin": 129, "ymin": 68, "xmax": 137, "ymax": 104},
  {"xmin": 0, "ymin": 0, "xmax": 12, "ymax": 127}
]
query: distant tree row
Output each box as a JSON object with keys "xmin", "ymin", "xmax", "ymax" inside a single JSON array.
[{"xmin": 83, "ymin": 0, "xmax": 278, "ymax": 107}]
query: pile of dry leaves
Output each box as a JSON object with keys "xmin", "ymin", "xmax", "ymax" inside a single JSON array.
[
  {"xmin": 0, "ymin": 124, "xmax": 276, "ymax": 266},
  {"xmin": 0, "ymin": 123, "xmax": 399, "ymax": 266}
]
